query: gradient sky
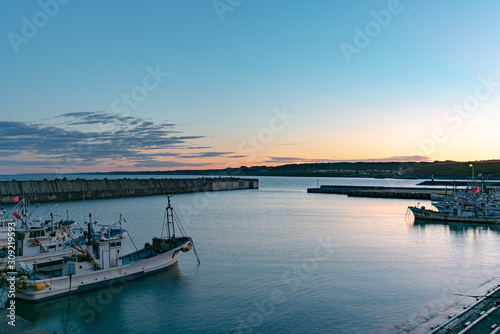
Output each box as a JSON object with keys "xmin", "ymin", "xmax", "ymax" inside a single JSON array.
[{"xmin": 1, "ymin": 0, "xmax": 500, "ymax": 174}]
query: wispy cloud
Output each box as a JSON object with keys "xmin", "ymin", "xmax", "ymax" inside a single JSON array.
[
  {"xmin": 0, "ymin": 112, "xmax": 209, "ymax": 172},
  {"xmin": 263, "ymin": 157, "xmax": 310, "ymax": 164},
  {"xmin": 263, "ymin": 155, "xmax": 430, "ymax": 164},
  {"xmin": 186, "ymin": 151, "xmax": 234, "ymax": 158},
  {"xmin": 379, "ymin": 155, "xmax": 430, "ymax": 162},
  {"xmin": 129, "ymin": 160, "xmax": 210, "ymax": 168}
]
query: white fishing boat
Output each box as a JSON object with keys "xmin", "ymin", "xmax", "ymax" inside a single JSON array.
[
  {"xmin": 0, "ymin": 203, "xmax": 84, "ymax": 270},
  {"xmin": 5, "ymin": 195, "xmax": 199, "ymax": 302},
  {"xmin": 0, "ymin": 208, "xmax": 16, "ymax": 249},
  {"xmin": 408, "ymin": 205, "xmax": 500, "ymax": 224},
  {"xmin": 409, "ymin": 179, "xmax": 500, "ymax": 224}
]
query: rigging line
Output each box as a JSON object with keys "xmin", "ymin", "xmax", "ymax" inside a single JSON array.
[
  {"xmin": 173, "ymin": 210, "xmax": 191, "ymax": 238},
  {"xmin": 66, "ymin": 210, "xmax": 82, "ymax": 232},
  {"xmin": 172, "ymin": 210, "xmax": 200, "ymax": 264},
  {"xmin": 65, "ymin": 209, "xmax": 86, "ymax": 232},
  {"xmin": 127, "ymin": 230, "xmax": 138, "ymax": 251},
  {"xmin": 27, "ymin": 202, "xmax": 46, "ymax": 219},
  {"xmin": 172, "ymin": 210, "xmax": 186, "ymax": 236},
  {"xmin": 40, "ymin": 204, "xmax": 58, "ymax": 217},
  {"xmin": 59, "ymin": 225, "xmax": 85, "ymax": 255},
  {"xmin": 6, "ymin": 201, "xmax": 20, "ymax": 214},
  {"xmin": 190, "ymin": 237, "xmax": 201, "ymax": 265},
  {"xmin": 60, "ymin": 224, "xmax": 101, "ymax": 270}
]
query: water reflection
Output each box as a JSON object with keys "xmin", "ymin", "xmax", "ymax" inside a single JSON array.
[
  {"xmin": 411, "ymin": 218, "xmax": 500, "ymax": 236},
  {"xmin": 16, "ymin": 264, "xmax": 185, "ymax": 333}
]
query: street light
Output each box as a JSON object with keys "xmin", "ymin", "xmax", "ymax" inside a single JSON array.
[{"xmin": 469, "ymin": 163, "xmax": 474, "ymax": 181}]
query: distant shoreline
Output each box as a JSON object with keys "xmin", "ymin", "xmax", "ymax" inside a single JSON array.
[{"xmin": 4, "ymin": 160, "xmax": 500, "ymax": 180}]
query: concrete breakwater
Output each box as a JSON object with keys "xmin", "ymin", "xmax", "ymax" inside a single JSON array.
[
  {"xmin": 307, "ymin": 185, "xmax": 447, "ymax": 199},
  {"xmin": 0, "ymin": 177, "xmax": 258, "ymax": 204}
]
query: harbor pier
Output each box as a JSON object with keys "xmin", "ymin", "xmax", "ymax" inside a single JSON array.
[
  {"xmin": 430, "ymin": 284, "xmax": 500, "ymax": 334},
  {"xmin": 0, "ymin": 177, "xmax": 258, "ymax": 204},
  {"xmin": 307, "ymin": 185, "xmax": 448, "ymax": 199}
]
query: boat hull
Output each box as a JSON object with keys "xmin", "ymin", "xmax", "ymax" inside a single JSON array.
[
  {"xmin": 11, "ymin": 240, "xmax": 189, "ymax": 302},
  {"xmin": 409, "ymin": 206, "xmax": 500, "ymax": 224},
  {"xmin": 0, "ymin": 248, "xmax": 78, "ymax": 270}
]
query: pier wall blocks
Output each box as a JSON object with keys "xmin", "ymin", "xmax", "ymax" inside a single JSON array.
[{"xmin": 0, "ymin": 178, "xmax": 259, "ymax": 204}]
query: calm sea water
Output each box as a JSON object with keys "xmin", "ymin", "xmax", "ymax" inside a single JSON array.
[{"xmin": 4, "ymin": 176, "xmax": 500, "ymax": 334}]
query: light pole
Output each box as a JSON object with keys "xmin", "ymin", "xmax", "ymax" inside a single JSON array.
[{"xmin": 469, "ymin": 163, "xmax": 474, "ymax": 182}]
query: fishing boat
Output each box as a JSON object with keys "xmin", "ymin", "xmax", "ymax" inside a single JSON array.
[
  {"xmin": 5, "ymin": 194, "xmax": 199, "ymax": 302},
  {"xmin": 0, "ymin": 208, "xmax": 17, "ymax": 249},
  {"xmin": 408, "ymin": 179, "xmax": 500, "ymax": 224},
  {"xmin": 408, "ymin": 205, "xmax": 500, "ymax": 224},
  {"xmin": 0, "ymin": 203, "xmax": 83, "ymax": 270}
]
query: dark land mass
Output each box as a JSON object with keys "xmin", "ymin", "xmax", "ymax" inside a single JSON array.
[{"xmin": 60, "ymin": 159, "xmax": 500, "ymax": 179}]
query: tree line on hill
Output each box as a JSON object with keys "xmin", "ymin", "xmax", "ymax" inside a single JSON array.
[{"xmin": 101, "ymin": 160, "xmax": 500, "ymax": 179}]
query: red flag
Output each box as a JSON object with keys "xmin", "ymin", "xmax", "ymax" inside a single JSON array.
[
  {"xmin": 13, "ymin": 212, "xmax": 20, "ymax": 219},
  {"xmin": 13, "ymin": 196, "xmax": 19, "ymax": 203}
]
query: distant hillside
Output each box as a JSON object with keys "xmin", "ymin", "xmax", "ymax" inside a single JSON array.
[
  {"xmin": 104, "ymin": 161, "xmax": 417, "ymax": 178},
  {"xmin": 403, "ymin": 160, "xmax": 500, "ymax": 178},
  {"xmin": 216, "ymin": 162, "xmax": 418, "ymax": 178},
  {"xmin": 93, "ymin": 160, "xmax": 500, "ymax": 179}
]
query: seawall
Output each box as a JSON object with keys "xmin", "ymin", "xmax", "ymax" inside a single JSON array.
[
  {"xmin": 0, "ymin": 177, "xmax": 258, "ymax": 204},
  {"xmin": 307, "ymin": 185, "xmax": 447, "ymax": 199}
]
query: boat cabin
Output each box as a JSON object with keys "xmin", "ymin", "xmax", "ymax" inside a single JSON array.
[
  {"xmin": 62, "ymin": 236, "xmax": 124, "ymax": 276},
  {"xmin": 14, "ymin": 225, "xmax": 67, "ymax": 257},
  {"xmin": 87, "ymin": 237, "xmax": 123, "ymax": 270}
]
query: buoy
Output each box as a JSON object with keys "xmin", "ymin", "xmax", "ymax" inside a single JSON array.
[
  {"xmin": 45, "ymin": 282, "xmax": 51, "ymax": 287},
  {"xmin": 35, "ymin": 283, "xmax": 46, "ymax": 291},
  {"xmin": 20, "ymin": 275, "xmax": 27, "ymax": 280}
]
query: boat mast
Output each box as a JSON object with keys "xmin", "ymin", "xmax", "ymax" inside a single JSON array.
[
  {"xmin": 161, "ymin": 193, "xmax": 176, "ymax": 240},
  {"xmin": 87, "ymin": 213, "xmax": 93, "ymax": 246},
  {"xmin": 166, "ymin": 194, "xmax": 175, "ymax": 239}
]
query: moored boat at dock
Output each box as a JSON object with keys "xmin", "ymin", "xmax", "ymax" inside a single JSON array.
[
  {"xmin": 3, "ymin": 194, "xmax": 199, "ymax": 302},
  {"xmin": 0, "ymin": 208, "xmax": 16, "ymax": 250},
  {"xmin": 408, "ymin": 179, "xmax": 500, "ymax": 224},
  {"xmin": 408, "ymin": 205, "xmax": 500, "ymax": 224},
  {"xmin": 0, "ymin": 202, "xmax": 84, "ymax": 270}
]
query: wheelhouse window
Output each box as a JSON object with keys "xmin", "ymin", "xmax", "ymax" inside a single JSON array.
[{"xmin": 29, "ymin": 230, "xmax": 46, "ymax": 238}]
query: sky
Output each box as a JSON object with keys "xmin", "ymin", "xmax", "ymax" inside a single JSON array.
[{"xmin": 1, "ymin": 0, "xmax": 500, "ymax": 174}]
